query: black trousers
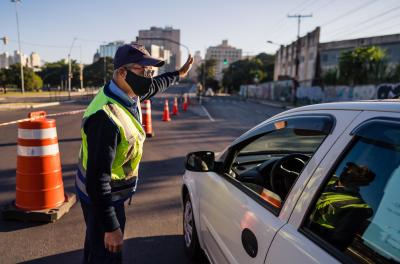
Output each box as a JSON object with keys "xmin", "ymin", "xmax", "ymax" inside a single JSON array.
[{"xmin": 80, "ymin": 200, "xmax": 126, "ymax": 264}]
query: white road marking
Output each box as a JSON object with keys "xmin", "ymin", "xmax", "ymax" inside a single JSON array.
[{"xmin": 201, "ymin": 105, "xmax": 215, "ymax": 122}]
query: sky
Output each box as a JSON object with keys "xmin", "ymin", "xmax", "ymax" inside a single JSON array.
[{"xmin": 1, "ymin": 0, "xmax": 400, "ymax": 65}]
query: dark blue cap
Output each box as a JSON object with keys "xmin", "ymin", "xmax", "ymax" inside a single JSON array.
[{"xmin": 113, "ymin": 44, "xmax": 165, "ymax": 70}]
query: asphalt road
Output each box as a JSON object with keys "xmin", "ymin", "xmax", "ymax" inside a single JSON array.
[{"xmin": 0, "ymin": 86, "xmax": 284, "ymax": 263}]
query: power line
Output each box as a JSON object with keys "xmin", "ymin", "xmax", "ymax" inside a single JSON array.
[
  {"xmin": 369, "ymin": 20, "xmax": 400, "ymax": 36},
  {"xmin": 288, "ymin": 14, "xmax": 313, "ymax": 38},
  {"xmin": 320, "ymin": 0, "xmax": 378, "ymax": 27},
  {"xmin": 298, "ymin": 0, "xmax": 320, "ymax": 13},
  {"xmin": 311, "ymin": 0, "xmax": 336, "ymax": 13},
  {"xmin": 327, "ymin": 5, "xmax": 400, "ymax": 40},
  {"xmin": 324, "ymin": 11, "xmax": 400, "ymax": 38},
  {"xmin": 267, "ymin": 0, "xmax": 315, "ymax": 40}
]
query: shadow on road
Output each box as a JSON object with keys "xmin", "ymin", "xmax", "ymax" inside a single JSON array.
[
  {"xmin": 0, "ymin": 163, "xmax": 78, "ymax": 232},
  {"xmin": 20, "ymin": 235, "xmax": 209, "ymax": 264}
]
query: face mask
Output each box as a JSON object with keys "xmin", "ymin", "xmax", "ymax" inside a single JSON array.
[{"xmin": 125, "ymin": 70, "xmax": 153, "ymax": 97}]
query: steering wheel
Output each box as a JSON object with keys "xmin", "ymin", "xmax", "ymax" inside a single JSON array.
[{"xmin": 269, "ymin": 153, "xmax": 310, "ymax": 200}]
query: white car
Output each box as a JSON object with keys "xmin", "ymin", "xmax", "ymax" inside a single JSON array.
[{"xmin": 181, "ymin": 101, "xmax": 400, "ymax": 264}]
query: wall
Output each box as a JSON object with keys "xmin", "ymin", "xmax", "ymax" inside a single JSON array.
[{"xmin": 240, "ymin": 82, "xmax": 400, "ymax": 104}]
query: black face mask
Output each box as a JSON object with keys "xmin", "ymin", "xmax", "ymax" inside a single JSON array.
[{"xmin": 125, "ymin": 70, "xmax": 153, "ymax": 97}]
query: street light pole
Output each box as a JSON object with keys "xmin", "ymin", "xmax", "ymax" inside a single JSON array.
[
  {"xmin": 12, "ymin": 0, "xmax": 24, "ymax": 94},
  {"xmin": 68, "ymin": 38, "xmax": 76, "ymax": 100}
]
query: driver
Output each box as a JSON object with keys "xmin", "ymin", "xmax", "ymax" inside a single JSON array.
[{"xmin": 309, "ymin": 162, "xmax": 375, "ymax": 250}]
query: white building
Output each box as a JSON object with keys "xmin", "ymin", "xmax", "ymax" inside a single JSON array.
[
  {"xmin": 0, "ymin": 52, "xmax": 9, "ymax": 69},
  {"xmin": 274, "ymin": 27, "xmax": 320, "ymax": 86},
  {"xmin": 138, "ymin": 26, "xmax": 181, "ymax": 72},
  {"xmin": 146, "ymin": 44, "xmax": 172, "ymax": 75},
  {"xmin": 206, "ymin": 40, "xmax": 242, "ymax": 81},
  {"xmin": 30, "ymin": 52, "xmax": 41, "ymax": 68},
  {"xmin": 187, "ymin": 51, "xmax": 202, "ymax": 82},
  {"xmin": 0, "ymin": 50, "xmax": 42, "ymax": 69},
  {"xmin": 99, "ymin": 41, "xmax": 125, "ymax": 58}
]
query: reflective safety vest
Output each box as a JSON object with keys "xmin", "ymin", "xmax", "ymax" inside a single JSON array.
[
  {"xmin": 75, "ymin": 86, "xmax": 146, "ymax": 203},
  {"xmin": 310, "ymin": 190, "xmax": 371, "ymax": 230}
]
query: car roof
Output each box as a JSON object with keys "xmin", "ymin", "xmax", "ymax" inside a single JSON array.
[{"xmin": 283, "ymin": 100, "xmax": 400, "ymax": 114}]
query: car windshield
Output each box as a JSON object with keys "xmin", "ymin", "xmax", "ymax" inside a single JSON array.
[{"xmin": 240, "ymin": 128, "xmax": 326, "ymax": 155}]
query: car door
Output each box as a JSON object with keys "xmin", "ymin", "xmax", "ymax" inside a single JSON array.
[
  {"xmin": 198, "ymin": 113, "xmax": 339, "ymax": 264},
  {"xmin": 267, "ymin": 110, "xmax": 400, "ymax": 264}
]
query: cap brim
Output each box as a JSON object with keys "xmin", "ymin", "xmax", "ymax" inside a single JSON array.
[{"xmin": 136, "ymin": 55, "xmax": 165, "ymax": 67}]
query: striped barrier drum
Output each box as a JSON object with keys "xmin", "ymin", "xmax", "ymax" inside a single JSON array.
[
  {"xmin": 16, "ymin": 111, "xmax": 65, "ymax": 210},
  {"xmin": 141, "ymin": 100, "xmax": 154, "ymax": 137}
]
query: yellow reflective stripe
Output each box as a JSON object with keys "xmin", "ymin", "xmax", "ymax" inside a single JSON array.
[{"xmin": 105, "ymin": 103, "xmax": 135, "ymax": 140}]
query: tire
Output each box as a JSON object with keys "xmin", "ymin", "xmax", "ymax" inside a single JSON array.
[{"xmin": 183, "ymin": 194, "xmax": 202, "ymax": 260}]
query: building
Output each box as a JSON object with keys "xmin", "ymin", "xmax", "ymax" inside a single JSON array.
[
  {"xmin": 93, "ymin": 50, "xmax": 101, "ymax": 63},
  {"xmin": 187, "ymin": 51, "xmax": 202, "ymax": 82},
  {"xmin": 137, "ymin": 26, "xmax": 181, "ymax": 72},
  {"xmin": 274, "ymin": 27, "xmax": 320, "ymax": 86},
  {"xmin": 146, "ymin": 44, "xmax": 172, "ymax": 75},
  {"xmin": 320, "ymin": 33, "xmax": 400, "ymax": 73},
  {"xmin": 274, "ymin": 27, "xmax": 400, "ymax": 86},
  {"xmin": 0, "ymin": 52, "xmax": 9, "ymax": 69},
  {"xmin": 99, "ymin": 41, "xmax": 125, "ymax": 58},
  {"xmin": 205, "ymin": 40, "xmax": 242, "ymax": 81},
  {"xmin": 0, "ymin": 50, "xmax": 42, "ymax": 69},
  {"xmin": 30, "ymin": 52, "xmax": 41, "ymax": 68}
]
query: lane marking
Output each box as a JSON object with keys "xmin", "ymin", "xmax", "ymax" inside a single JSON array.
[{"xmin": 201, "ymin": 105, "xmax": 215, "ymax": 122}]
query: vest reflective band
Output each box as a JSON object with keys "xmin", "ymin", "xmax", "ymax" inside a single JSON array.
[
  {"xmin": 311, "ymin": 191, "xmax": 371, "ymax": 229},
  {"xmin": 75, "ymin": 87, "xmax": 145, "ymax": 203}
]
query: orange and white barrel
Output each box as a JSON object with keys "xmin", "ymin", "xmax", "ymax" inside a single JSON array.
[
  {"xmin": 16, "ymin": 111, "xmax": 65, "ymax": 210},
  {"xmin": 141, "ymin": 100, "xmax": 154, "ymax": 137}
]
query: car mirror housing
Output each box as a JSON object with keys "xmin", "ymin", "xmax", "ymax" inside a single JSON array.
[{"xmin": 185, "ymin": 151, "xmax": 215, "ymax": 172}]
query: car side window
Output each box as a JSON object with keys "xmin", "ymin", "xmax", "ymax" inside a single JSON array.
[
  {"xmin": 303, "ymin": 119, "xmax": 400, "ymax": 263},
  {"xmin": 228, "ymin": 115, "xmax": 333, "ymax": 214}
]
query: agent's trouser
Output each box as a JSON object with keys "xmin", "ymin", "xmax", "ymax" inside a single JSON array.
[{"xmin": 80, "ymin": 199, "xmax": 126, "ymax": 264}]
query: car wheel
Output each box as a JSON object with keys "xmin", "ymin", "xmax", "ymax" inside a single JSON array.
[{"xmin": 183, "ymin": 194, "xmax": 201, "ymax": 259}]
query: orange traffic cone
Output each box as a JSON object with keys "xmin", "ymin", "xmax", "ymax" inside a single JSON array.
[
  {"xmin": 162, "ymin": 99, "xmax": 171, "ymax": 122},
  {"xmin": 141, "ymin": 100, "xmax": 154, "ymax": 137},
  {"xmin": 1, "ymin": 111, "xmax": 76, "ymax": 222},
  {"xmin": 172, "ymin": 97, "xmax": 179, "ymax": 116},
  {"xmin": 182, "ymin": 94, "xmax": 188, "ymax": 112}
]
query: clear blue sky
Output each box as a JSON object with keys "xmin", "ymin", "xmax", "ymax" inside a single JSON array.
[{"xmin": 1, "ymin": 0, "xmax": 400, "ymax": 64}]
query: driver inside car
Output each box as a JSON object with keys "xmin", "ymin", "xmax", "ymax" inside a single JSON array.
[{"xmin": 308, "ymin": 162, "xmax": 375, "ymax": 250}]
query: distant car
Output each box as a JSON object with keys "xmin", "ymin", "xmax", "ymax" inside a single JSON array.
[{"xmin": 181, "ymin": 101, "xmax": 400, "ymax": 264}]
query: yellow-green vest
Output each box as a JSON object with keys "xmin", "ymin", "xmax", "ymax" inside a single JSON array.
[{"xmin": 75, "ymin": 87, "xmax": 145, "ymax": 203}]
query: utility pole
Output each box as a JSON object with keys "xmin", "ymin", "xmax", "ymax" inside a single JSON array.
[
  {"xmin": 68, "ymin": 38, "xmax": 77, "ymax": 100},
  {"xmin": 12, "ymin": 0, "xmax": 24, "ymax": 94},
  {"xmin": 287, "ymin": 13, "xmax": 312, "ymax": 104},
  {"xmin": 79, "ymin": 45, "xmax": 83, "ymax": 91}
]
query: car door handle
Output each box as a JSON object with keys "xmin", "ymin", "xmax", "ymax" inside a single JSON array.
[{"xmin": 241, "ymin": 228, "xmax": 258, "ymax": 258}]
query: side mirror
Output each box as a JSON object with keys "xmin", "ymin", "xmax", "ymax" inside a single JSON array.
[{"xmin": 185, "ymin": 151, "xmax": 215, "ymax": 172}]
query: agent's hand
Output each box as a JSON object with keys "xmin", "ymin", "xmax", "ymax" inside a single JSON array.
[
  {"xmin": 104, "ymin": 228, "xmax": 123, "ymax": 253},
  {"xmin": 178, "ymin": 54, "xmax": 194, "ymax": 78}
]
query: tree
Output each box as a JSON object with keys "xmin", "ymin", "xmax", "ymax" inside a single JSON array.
[
  {"xmin": 84, "ymin": 57, "xmax": 114, "ymax": 87},
  {"xmin": 38, "ymin": 60, "xmax": 81, "ymax": 89},
  {"xmin": 1, "ymin": 64, "xmax": 43, "ymax": 91},
  {"xmin": 321, "ymin": 68, "xmax": 339, "ymax": 85},
  {"xmin": 196, "ymin": 59, "xmax": 220, "ymax": 91},
  {"xmin": 255, "ymin": 53, "xmax": 275, "ymax": 82},
  {"xmin": 222, "ymin": 58, "xmax": 265, "ymax": 93},
  {"xmin": 338, "ymin": 46, "xmax": 387, "ymax": 85}
]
